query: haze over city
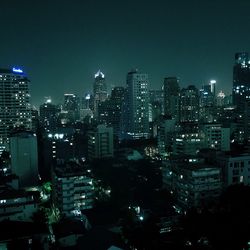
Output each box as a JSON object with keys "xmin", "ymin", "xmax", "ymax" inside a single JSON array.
[{"xmin": 1, "ymin": 0, "xmax": 250, "ymax": 105}]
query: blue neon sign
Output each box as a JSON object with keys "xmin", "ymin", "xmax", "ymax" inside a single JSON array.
[{"xmin": 12, "ymin": 67, "xmax": 23, "ymax": 73}]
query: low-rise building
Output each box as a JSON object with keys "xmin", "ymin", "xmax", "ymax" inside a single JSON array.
[
  {"xmin": 163, "ymin": 156, "xmax": 222, "ymax": 209},
  {"xmin": 52, "ymin": 161, "xmax": 95, "ymax": 217},
  {"xmin": 0, "ymin": 188, "xmax": 38, "ymax": 222}
]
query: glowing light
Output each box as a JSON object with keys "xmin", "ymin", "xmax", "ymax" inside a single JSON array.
[
  {"xmin": 95, "ymin": 70, "xmax": 105, "ymax": 78},
  {"xmin": 12, "ymin": 67, "xmax": 23, "ymax": 73},
  {"xmin": 210, "ymin": 80, "xmax": 216, "ymax": 84},
  {"xmin": 85, "ymin": 94, "xmax": 91, "ymax": 100}
]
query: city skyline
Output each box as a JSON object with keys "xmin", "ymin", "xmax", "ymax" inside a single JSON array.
[{"xmin": 1, "ymin": 0, "xmax": 250, "ymax": 106}]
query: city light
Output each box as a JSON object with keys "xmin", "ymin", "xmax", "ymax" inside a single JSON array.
[{"xmin": 12, "ymin": 67, "xmax": 23, "ymax": 73}]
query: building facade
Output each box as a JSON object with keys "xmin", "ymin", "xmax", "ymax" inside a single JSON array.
[
  {"xmin": 121, "ymin": 69, "xmax": 149, "ymax": 139},
  {"xmin": 10, "ymin": 131, "xmax": 39, "ymax": 187},
  {"xmin": 202, "ymin": 123, "xmax": 230, "ymax": 151},
  {"xmin": 232, "ymin": 52, "xmax": 250, "ymax": 113},
  {"xmin": 88, "ymin": 125, "xmax": 114, "ymax": 160},
  {"xmin": 52, "ymin": 161, "xmax": 94, "ymax": 217},
  {"xmin": 0, "ymin": 68, "xmax": 32, "ymax": 151},
  {"xmin": 163, "ymin": 77, "xmax": 180, "ymax": 119},
  {"xmin": 93, "ymin": 70, "xmax": 108, "ymax": 116},
  {"xmin": 163, "ymin": 156, "xmax": 222, "ymax": 209},
  {"xmin": 217, "ymin": 153, "xmax": 250, "ymax": 187},
  {"xmin": 179, "ymin": 85, "xmax": 199, "ymax": 122}
]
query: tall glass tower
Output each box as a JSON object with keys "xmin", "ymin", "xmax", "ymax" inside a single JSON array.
[{"xmin": 0, "ymin": 68, "xmax": 32, "ymax": 150}]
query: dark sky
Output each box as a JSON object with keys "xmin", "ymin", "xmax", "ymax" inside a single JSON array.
[{"xmin": 1, "ymin": 0, "xmax": 250, "ymax": 106}]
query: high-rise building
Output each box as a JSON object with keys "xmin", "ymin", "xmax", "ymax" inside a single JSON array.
[
  {"xmin": 0, "ymin": 68, "xmax": 32, "ymax": 150},
  {"xmin": 232, "ymin": 52, "xmax": 250, "ymax": 113},
  {"xmin": 93, "ymin": 70, "xmax": 107, "ymax": 116},
  {"xmin": 157, "ymin": 116, "xmax": 176, "ymax": 157},
  {"xmin": 217, "ymin": 152, "xmax": 250, "ymax": 187},
  {"xmin": 179, "ymin": 85, "xmax": 199, "ymax": 122},
  {"xmin": 63, "ymin": 94, "xmax": 80, "ymax": 123},
  {"xmin": 98, "ymin": 87, "xmax": 125, "ymax": 136},
  {"xmin": 216, "ymin": 91, "xmax": 226, "ymax": 107},
  {"xmin": 121, "ymin": 69, "xmax": 149, "ymax": 139},
  {"xmin": 39, "ymin": 98, "xmax": 60, "ymax": 132},
  {"xmin": 163, "ymin": 156, "xmax": 222, "ymax": 209},
  {"xmin": 10, "ymin": 131, "xmax": 39, "ymax": 187},
  {"xmin": 88, "ymin": 125, "xmax": 114, "ymax": 160},
  {"xmin": 163, "ymin": 77, "xmax": 180, "ymax": 119},
  {"xmin": 202, "ymin": 123, "xmax": 230, "ymax": 151}
]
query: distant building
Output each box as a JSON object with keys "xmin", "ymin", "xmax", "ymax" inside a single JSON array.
[
  {"xmin": 157, "ymin": 117, "xmax": 176, "ymax": 157},
  {"xmin": 163, "ymin": 156, "xmax": 222, "ymax": 209},
  {"xmin": 63, "ymin": 94, "xmax": 80, "ymax": 123},
  {"xmin": 179, "ymin": 85, "xmax": 199, "ymax": 122},
  {"xmin": 216, "ymin": 91, "xmax": 226, "ymax": 107},
  {"xmin": 52, "ymin": 161, "xmax": 95, "ymax": 217},
  {"xmin": 202, "ymin": 123, "xmax": 230, "ymax": 151},
  {"xmin": 149, "ymin": 89, "xmax": 164, "ymax": 119},
  {"xmin": 217, "ymin": 152, "xmax": 250, "ymax": 187},
  {"xmin": 10, "ymin": 131, "xmax": 39, "ymax": 187},
  {"xmin": 163, "ymin": 77, "xmax": 180, "ymax": 119},
  {"xmin": 232, "ymin": 52, "xmax": 250, "ymax": 113},
  {"xmin": 93, "ymin": 70, "xmax": 108, "ymax": 116},
  {"xmin": 0, "ymin": 188, "xmax": 38, "ymax": 222},
  {"xmin": 0, "ymin": 68, "xmax": 32, "ymax": 152},
  {"xmin": 39, "ymin": 98, "xmax": 60, "ymax": 132},
  {"xmin": 88, "ymin": 125, "xmax": 114, "ymax": 160},
  {"xmin": 98, "ymin": 87, "xmax": 125, "ymax": 136},
  {"xmin": 121, "ymin": 69, "xmax": 149, "ymax": 139},
  {"xmin": 173, "ymin": 132, "xmax": 205, "ymax": 156},
  {"xmin": 244, "ymin": 100, "xmax": 250, "ymax": 141}
]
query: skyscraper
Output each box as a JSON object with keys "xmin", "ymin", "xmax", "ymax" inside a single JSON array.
[
  {"xmin": 88, "ymin": 125, "xmax": 114, "ymax": 160},
  {"xmin": 232, "ymin": 52, "xmax": 250, "ymax": 113},
  {"xmin": 121, "ymin": 69, "xmax": 149, "ymax": 139},
  {"xmin": 10, "ymin": 131, "xmax": 39, "ymax": 187},
  {"xmin": 93, "ymin": 70, "xmax": 107, "ymax": 116},
  {"xmin": 98, "ymin": 87, "xmax": 125, "ymax": 136},
  {"xmin": 179, "ymin": 85, "xmax": 199, "ymax": 122},
  {"xmin": 163, "ymin": 77, "xmax": 180, "ymax": 119},
  {"xmin": 0, "ymin": 68, "xmax": 32, "ymax": 151},
  {"xmin": 39, "ymin": 97, "xmax": 60, "ymax": 132}
]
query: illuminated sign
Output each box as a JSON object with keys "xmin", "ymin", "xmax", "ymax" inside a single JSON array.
[{"xmin": 12, "ymin": 67, "xmax": 23, "ymax": 73}]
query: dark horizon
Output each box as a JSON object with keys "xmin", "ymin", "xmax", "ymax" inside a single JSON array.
[{"xmin": 1, "ymin": 0, "xmax": 250, "ymax": 106}]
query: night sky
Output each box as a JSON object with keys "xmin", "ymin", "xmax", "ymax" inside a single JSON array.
[{"xmin": 1, "ymin": 0, "xmax": 250, "ymax": 106}]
